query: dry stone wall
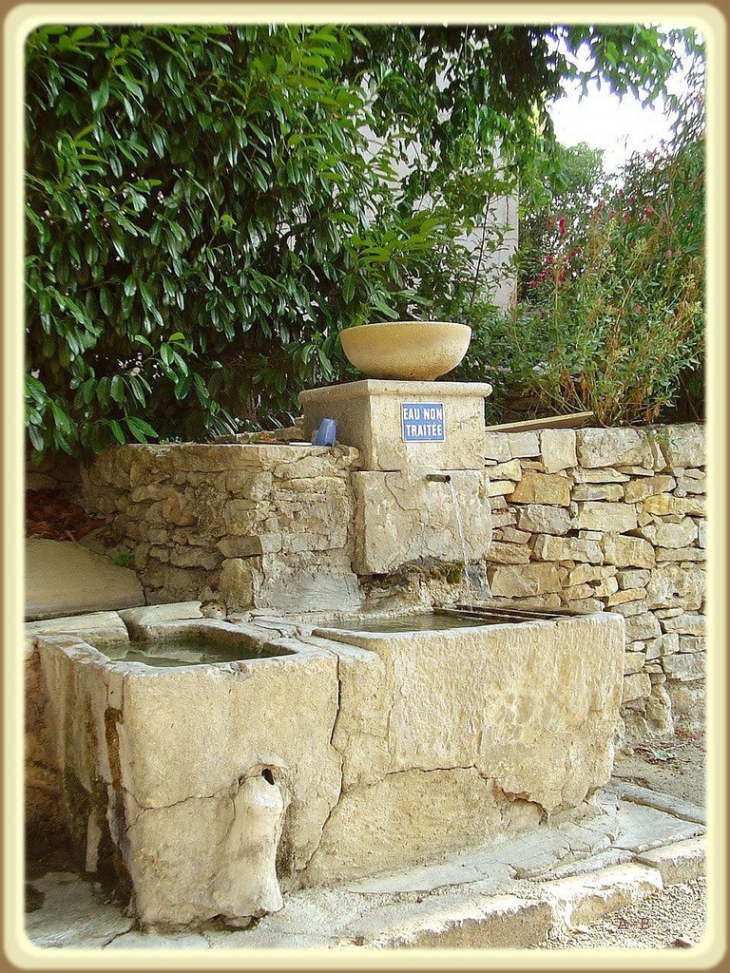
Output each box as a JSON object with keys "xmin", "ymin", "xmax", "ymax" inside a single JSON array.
[
  {"xmin": 80, "ymin": 443, "xmax": 363, "ymax": 613},
  {"xmin": 75, "ymin": 423, "xmax": 706, "ymax": 742},
  {"xmin": 482, "ymin": 424, "xmax": 706, "ymax": 744}
]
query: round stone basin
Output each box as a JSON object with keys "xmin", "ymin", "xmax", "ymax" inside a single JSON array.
[{"xmin": 339, "ymin": 321, "xmax": 472, "ymax": 381}]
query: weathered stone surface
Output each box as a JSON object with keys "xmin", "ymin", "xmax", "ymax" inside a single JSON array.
[
  {"xmin": 643, "ymin": 494, "xmax": 705, "ymax": 516},
  {"xmin": 576, "ymin": 428, "xmax": 653, "ymax": 469},
  {"xmin": 485, "ymin": 542, "xmax": 533, "ymax": 564},
  {"xmin": 623, "ymin": 475, "xmax": 676, "ymax": 502},
  {"xmin": 533, "ymin": 535, "xmax": 603, "ymax": 564},
  {"xmin": 510, "ymin": 471, "xmax": 571, "ymax": 506},
  {"xmin": 576, "ymin": 502, "xmax": 638, "ymax": 533},
  {"xmin": 661, "ymin": 613, "xmax": 706, "ymax": 635},
  {"xmin": 621, "ymin": 671, "xmax": 652, "ymax": 702},
  {"xmin": 616, "ymin": 569, "xmax": 651, "ymax": 589},
  {"xmin": 661, "ymin": 424, "xmax": 705, "ymax": 469},
  {"xmin": 571, "ymin": 467, "xmax": 630, "ymax": 483},
  {"xmin": 516, "ymin": 504, "xmax": 572, "ymax": 535},
  {"xmin": 606, "ymin": 588, "xmax": 647, "ymax": 607},
  {"xmin": 568, "ymin": 565, "xmax": 617, "ymax": 586},
  {"xmin": 506, "ymin": 430, "xmax": 540, "ymax": 458},
  {"xmin": 543, "ymin": 862, "xmax": 663, "ymax": 928},
  {"xmin": 636, "ymin": 837, "xmax": 705, "ymax": 884},
  {"xmin": 350, "ymin": 469, "xmax": 491, "ymax": 575},
  {"xmin": 300, "ymin": 380, "xmax": 491, "ymax": 472},
  {"xmin": 540, "ymin": 428, "xmax": 577, "ymax": 473},
  {"xmin": 572, "ymin": 483, "xmax": 625, "ymax": 502},
  {"xmin": 488, "ymin": 562, "xmax": 562, "ymax": 597},
  {"xmin": 602, "ymin": 533, "xmax": 656, "ymax": 568},
  {"xmin": 662, "ymin": 652, "xmax": 705, "ymax": 681},
  {"xmin": 639, "ymin": 519, "xmax": 698, "ymax": 548},
  {"xmin": 624, "ymin": 612, "xmax": 662, "ymax": 642},
  {"xmin": 487, "ymin": 458, "xmax": 523, "ymax": 480},
  {"xmin": 646, "ymin": 564, "xmax": 705, "ymax": 610},
  {"xmin": 484, "ymin": 432, "xmax": 512, "ymax": 462}
]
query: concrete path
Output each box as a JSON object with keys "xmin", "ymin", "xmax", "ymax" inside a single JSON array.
[
  {"xmin": 19, "ymin": 785, "xmax": 706, "ymax": 954},
  {"xmin": 25, "ymin": 538, "xmax": 144, "ymax": 620}
]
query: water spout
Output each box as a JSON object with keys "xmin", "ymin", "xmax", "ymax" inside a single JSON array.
[{"xmin": 426, "ymin": 473, "xmax": 471, "ymax": 590}]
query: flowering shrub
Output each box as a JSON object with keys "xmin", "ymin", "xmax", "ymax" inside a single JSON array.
[{"xmin": 494, "ymin": 92, "xmax": 705, "ymax": 426}]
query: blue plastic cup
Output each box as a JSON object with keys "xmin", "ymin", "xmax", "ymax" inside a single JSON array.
[{"xmin": 314, "ymin": 418, "xmax": 337, "ymax": 446}]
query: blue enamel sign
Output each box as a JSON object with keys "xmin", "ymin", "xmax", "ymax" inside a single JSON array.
[{"xmin": 401, "ymin": 402, "xmax": 445, "ymax": 442}]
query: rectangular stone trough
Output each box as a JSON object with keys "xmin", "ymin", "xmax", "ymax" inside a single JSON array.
[{"xmin": 30, "ymin": 605, "xmax": 625, "ymax": 930}]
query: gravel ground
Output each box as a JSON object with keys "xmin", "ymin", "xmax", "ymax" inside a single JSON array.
[
  {"xmin": 533, "ymin": 878, "xmax": 707, "ymax": 950},
  {"xmin": 533, "ymin": 730, "xmax": 709, "ymax": 951}
]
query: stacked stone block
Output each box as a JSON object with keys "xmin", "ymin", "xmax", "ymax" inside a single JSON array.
[{"xmin": 483, "ymin": 424, "xmax": 706, "ymax": 742}]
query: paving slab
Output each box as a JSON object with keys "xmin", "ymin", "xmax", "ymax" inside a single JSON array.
[
  {"xmin": 26, "ymin": 539, "xmax": 145, "ymax": 620},
  {"xmin": 23, "ymin": 872, "xmax": 134, "ymax": 949},
  {"xmin": 21, "ymin": 790, "xmax": 706, "ymax": 953}
]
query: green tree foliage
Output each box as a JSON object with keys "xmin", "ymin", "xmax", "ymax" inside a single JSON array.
[{"xmin": 25, "ymin": 22, "xmax": 691, "ymax": 459}]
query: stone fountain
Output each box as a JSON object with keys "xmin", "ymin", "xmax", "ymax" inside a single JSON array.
[{"xmin": 27, "ymin": 320, "xmax": 626, "ymax": 931}]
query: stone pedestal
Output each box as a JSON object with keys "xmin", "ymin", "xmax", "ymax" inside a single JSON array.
[
  {"xmin": 300, "ymin": 380, "xmax": 493, "ymax": 472},
  {"xmin": 300, "ymin": 381, "xmax": 493, "ymax": 574}
]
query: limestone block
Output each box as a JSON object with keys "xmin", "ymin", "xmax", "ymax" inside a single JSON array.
[
  {"xmin": 606, "ymin": 588, "xmax": 647, "ymax": 607},
  {"xmin": 516, "ymin": 504, "xmax": 572, "ymax": 535},
  {"xmin": 662, "ymin": 652, "xmax": 705, "ymax": 681},
  {"xmin": 307, "ymin": 611, "xmax": 622, "ymax": 885},
  {"xmin": 622, "ymin": 671, "xmax": 652, "ymax": 702},
  {"xmin": 616, "ymin": 569, "xmax": 651, "ymax": 589},
  {"xmin": 568, "ymin": 564, "xmax": 617, "ymax": 586},
  {"xmin": 677, "ymin": 635, "xmax": 705, "ymax": 654},
  {"xmin": 576, "ymin": 502, "xmax": 638, "ymax": 533},
  {"xmin": 624, "ymin": 652, "xmax": 646, "ymax": 674},
  {"xmin": 483, "ymin": 432, "xmax": 512, "ymax": 462},
  {"xmin": 251, "ymin": 551, "xmax": 363, "ymax": 613},
  {"xmin": 662, "ymin": 424, "xmax": 705, "ymax": 469},
  {"xmin": 623, "ymin": 475, "xmax": 676, "ymax": 502},
  {"xmin": 533, "ymin": 535, "xmax": 603, "ymax": 564},
  {"xmin": 576, "ymin": 428, "xmax": 653, "ymax": 469},
  {"xmin": 643, "ymin": 494, "xmax": 705, "ymax": 516},
  {"xmin": 661, "ymin": 613, "xmax": 706, "ymax": 635},
  {"xmin": 496, "ymin": 526, "xmax": 532, "ymax": 545},
  {"xmin": 487, "ymin": 458, "xmax": 523, "ymax": 480},
  {"xmin": 510, "ymin": 471, "xmax": 570, "ymax": 506},
  {"xmin": 609, "ymin": 599, "xmax": 651, "ymax": 617},
  {"xmin": 350, "ymin": 470, "xmax": 491, "ymax": 575},
  {"xmin": 665, "ymin": 679, "xmax": 705, "ymax": 729},
  {"xmin": 539, "ymin": 428, "xmax": 577, "ymax": 472},
  {"xmin": 300, "ymin": 380, "xmax": 491, "ymax": 471},
  {"xmin": 646, "ymin": 564, "xmax": 705, "ymax": 610},
  {"xmin": 602, "ymin": 533, "xmax": 656, "ymax": 568},
  {"xmin": 676, "ymin": 473, "xmax": 706, "ymax": 494},
  {"xmin": 485, "ymin": 542, "xmax": 532, "ymax": 564},
  {"xmin": 485, "ymin": 480, "xmax": 517, "ymax": 498},
  {"xmin": 640, "ymin": 519, "xmax": 698, "ymax": 548},
  {"xmin": 572, "ymin": 483, "xmax": 625, "ymax": 501},
  {"xmin": 219, "ymin": 558, "xmax": 256, "ymax": 609},
  {"xmin": 624, "ymin": 612, "xmax": 662, "ymax": 642},
  {"xmin": 572, "ymin": 467, "xmax": 630, "ymax": 483},
  {"xmin": 637, "ymin": 837, "xmax": 706, "ymax": 884},
  {"xmin": 655, "ymin": 548, "xmax": 705, "ymax": 562},
  {"xmin": 488, "ymin": 563, "xmax": 561, "ymax": 597},
  {"xmin": 225, "ymin": 470, "xmax": 274, "ymax": 499},
  {"xmin": 501, "ymin": 430, "xmax": 539, "ymax": 458}
]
